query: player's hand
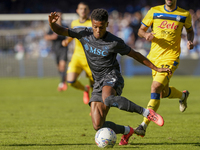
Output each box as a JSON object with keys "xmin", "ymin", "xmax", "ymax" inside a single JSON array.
[
  {"xmin": 157, "ymin": 68, "xmax": 172, "ymax": 75},
  {"xmin": 187, "ymin": 41, "xmax": 194, "ymax": 50},
  {"xmin": 48, "ymin": 12, "xmax": 60, "ymax": 24},
  {"xmin": 144, "ymin": 32, "xmax": 155, "ymax": 41},
  {"xmin": 62, "ymin": 39, "xmax": 69, "ymax": 47}
]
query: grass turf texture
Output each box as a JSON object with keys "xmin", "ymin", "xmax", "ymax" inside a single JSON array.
[{"xmin": 0, "ymin": 76, "xmax": 200, "ymax": 150}]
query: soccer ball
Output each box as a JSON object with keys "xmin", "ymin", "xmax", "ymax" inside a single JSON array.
[{"xmin": 95, "ymin": 127, "xmax": 117, "ymax": 148}]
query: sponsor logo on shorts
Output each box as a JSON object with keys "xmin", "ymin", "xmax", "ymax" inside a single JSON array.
[{"xmin": 107, "ymin": 78, "xmax": 116, "ymax": 84}]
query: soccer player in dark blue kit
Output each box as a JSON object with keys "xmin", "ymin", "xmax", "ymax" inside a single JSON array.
[
  {"xmin": 44, "ymin": 12, "xmax": 68, "ymax": 91},
  {"xmin": 48, "ymin": 9, "xmax": 172, "ymax": 145}
]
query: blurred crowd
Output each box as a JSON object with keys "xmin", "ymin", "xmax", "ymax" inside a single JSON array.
[
  {"xmin": 0, "ymin": 0, "xmax": 200, "ymax": 59},
  {"xmin": 0, "ymin": 0, "xmax": 199, "ymax": 14}
]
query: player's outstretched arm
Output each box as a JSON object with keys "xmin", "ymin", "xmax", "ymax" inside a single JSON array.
[
  {"xmin": 48, "ymin": 12, "xmax": 69, "ymax": 36},
  {"xmin": 127, "ymin": 49, "xmax": 172, "ymax": 74}
]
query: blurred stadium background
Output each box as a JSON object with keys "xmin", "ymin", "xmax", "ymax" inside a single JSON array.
[{"xmin": 1, "ymin": 0, "xmax": 200, "ymax": 77}]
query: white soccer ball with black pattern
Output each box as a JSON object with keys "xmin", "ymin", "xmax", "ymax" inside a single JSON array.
[{"xmin": 95, "ymin": 127, "xmax": 117, "ymax": 148}]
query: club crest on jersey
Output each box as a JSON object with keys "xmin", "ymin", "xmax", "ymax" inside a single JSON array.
[
  {"xmin": 84, "ymin": 43, "xmax": 89, "ymax": 50},
  {"xmin": 176, "ymin": 15, "xmax": 181, "ymax": 22}
]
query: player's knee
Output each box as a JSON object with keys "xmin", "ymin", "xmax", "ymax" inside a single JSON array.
[
  {"xmin": 67, "ymin": 80, "xmax": 76, "ymax": 87},
  {"xmin": 151, "ymin": 84, "xmax": 159, "ymax": 91},
  {"xmin": 104, "ymin": 95, "xmax": 127, "ymax": 110},
  {"xmin": 91, "ymin": 102, "xmax": 108, "ymax": 131},
  {"xmin": 93, "ymin": 123, "xmax": 101, "ymax": 131},
  {"xmin": 151, "ymin": 82, "xmax": 163, "ymax": 94},
  {"xmin": 58, "ymin": 64, "xmax": 66, "ymax": 71},
  {"xmin": 162, "ymin": 87, "xmax": 171, "ymax": 98},
  {"xmin": 160, "ymin": 92, "xmax": 164, "ymax": 98},
  {"xmin": 160, "ymin": 91, "xmax": 168, "ymax": 98},
  {"xmin": 104, "ymin": 95, "xmax": 116, "ymax": 107}
]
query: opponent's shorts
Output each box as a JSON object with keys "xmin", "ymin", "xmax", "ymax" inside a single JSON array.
[
  {"xmin": 54, "ymin": 47, "xmax": 68, "ymax": 65},
  {"xmin": 89, "ymin": 69, "xmax": 124, "ymax": 105},
  {"xmin": 151, "ymin": 58, "xmax": 180, "ymax": 86},
  {"xmin": 67, "ymin": 54, "xmax": 93, "ymax": 81}
]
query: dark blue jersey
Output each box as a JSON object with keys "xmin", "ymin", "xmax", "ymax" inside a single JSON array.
[
  {"xmin": 68, "ymin": 27, "xmax": 131, "ymax": 81},
  {"xmin": 47, "ymin": 25, "xmax": 67, "ymax": 52}
]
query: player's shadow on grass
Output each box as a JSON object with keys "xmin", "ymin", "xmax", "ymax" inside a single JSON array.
[
  {"xmin": 130, "ymin": 142, "xmax": 200, "ymax": 147},
  {"xmin": 4, "ymin": 143, "xmax": 94, "ymax": 146},
  {"xmin": 4, "ymin": 142, "xmax": 200, "ymax": 148}
]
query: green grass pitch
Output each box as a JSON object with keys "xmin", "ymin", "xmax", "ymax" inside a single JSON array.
[{"xmin": 0, "ymin": 76, "xmax": 200, "ymax": 150}]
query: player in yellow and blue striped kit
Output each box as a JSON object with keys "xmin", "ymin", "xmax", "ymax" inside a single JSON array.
[
  {"xmin": 134, "ymin": 0, "xmax": 194, "ymax": 137},
  {"xmin": 62, "ymin": 2, "xmax": 93, "ymax": 105}
]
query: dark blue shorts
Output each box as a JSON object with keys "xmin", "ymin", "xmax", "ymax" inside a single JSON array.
[
  {"xmin": 89, "ymin": 69, "xmax": 124, "ymax": 105},
  {"xmin": 54, "ymin": 48, "xmax": 68, "ymax": 65}
]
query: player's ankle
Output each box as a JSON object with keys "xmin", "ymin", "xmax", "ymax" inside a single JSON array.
[
  {"xmin": 142, "ymin": 108, "xmax": 150, "ymax": 118},
  {"xmin": 141, "ymin": 122, "xmax": 147, "ymax": 130},
  {"xmin": 180, "ymin": 92, "xmax": 185, "ymax": 100},
  {"xmin": 84, "ymin": 85, "xmax": 90, "ymax": 92},
  {"xmin": 84, "ymin": 86, "xmax": 88, "ymax": 91}
]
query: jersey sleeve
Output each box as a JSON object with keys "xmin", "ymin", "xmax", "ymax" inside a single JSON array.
[
  {"xmin": 113, "ymin": 39, "xmax": 131, "ymax": 55},
  {"xmin": 184, "ymin": 12, "xmax": 192, "ymax": 30},
  {"xmin": 68, "ymin": 28, "xmax": 83, "ymax": 39},
  {"xmin": 141, "ymin": 8, "xmax": 154, "ymax": 27}
]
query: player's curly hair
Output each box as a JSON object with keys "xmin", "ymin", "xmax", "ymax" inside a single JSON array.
[{"xmin": 91, "ymin": 8, "xmax": 108, "ymax": 22}]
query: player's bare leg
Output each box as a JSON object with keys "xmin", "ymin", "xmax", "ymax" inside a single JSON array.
[
  {"xmin": 90, "ymin": 102, "xmax": 109, "ymax": 131},
  {"xmin": 88, "ymin": 79, "xmax": 94, "ymax": 116},
  {"xmin": 102, "ymin": 86, "xmax": 135, "ymax": 145},
  {"xmin": 134, "ymin": 81, "xmax": 164, "ymax": 137},
  {"xmin": 67, "ymin": 72, "xmax": 84, "ymax": 90},
  {"xmin": 57, "ymin": 60, "xmax": 67, "ymax": 91},
  {"xmin": 67, "ymin": 72, "xmax": 90, "ymax": 104},
  {"xmin": 102, "ymin": 85, "xmax": 164, "ymax": 143},
  {"xmin": 90, "ymin": 100, "xmax": 134, "ymax": 146},
  {"xmin": 84, "ymin": 73, "xmax": 94, "ymax": 106},
  {"xmin": 135, "ymin": 80, "xmax": 188, "ymax": 137}
]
